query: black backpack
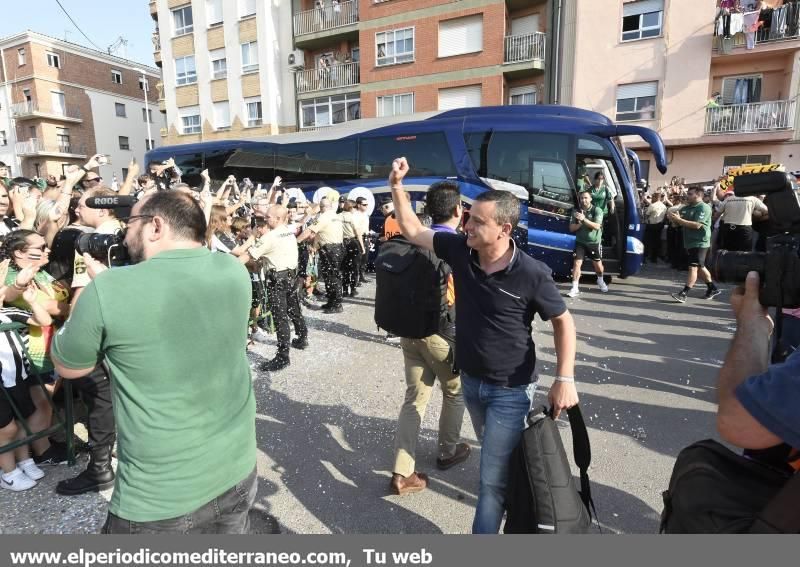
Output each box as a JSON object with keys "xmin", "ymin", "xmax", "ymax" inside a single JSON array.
[
  {"xmin": 504, "ymin": 405, "xmax": 596, "ymax": 534},
  {"xmin": 374, "ymin": 236, "xmax": 454, "ymax": 340},
  {"xmin": 660, "ymin": 439, "xmax": 800, "ymax": 533}
]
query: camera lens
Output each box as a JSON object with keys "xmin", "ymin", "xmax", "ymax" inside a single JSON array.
[{"xmin": 712, "ymin": 250, "xmax": 766, "ymax": 284}]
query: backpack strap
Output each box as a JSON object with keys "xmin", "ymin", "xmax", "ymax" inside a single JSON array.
[
  {"xmin": 566, "ymin": 405, "xmax": 596, "ymax": 521},
  {"xmin": 750, "ymin": 473, "xmax": 800, "ymax": 533}
]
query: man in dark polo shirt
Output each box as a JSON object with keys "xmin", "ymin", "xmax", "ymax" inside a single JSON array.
[{"xmin": 388, "ymin": 157, "xmax": 578, "ymax": 534}]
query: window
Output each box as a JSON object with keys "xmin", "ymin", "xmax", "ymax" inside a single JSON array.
[
  {"xmin": 438, "ymin": 84, "xmax": 482, "ymax": 110},
  {"xmin": 145, "ymin": 139, "xmax": 155, "ymax": 151},
  {"xmin": 210, "ymin": 49, "xmax": 227, "ymax": 79},
  {"xmin": 377, "ymin": 93, "xmax": 414, "ymax": 117},
  {"xmin": 115, "ymin": 102, "xmax": 127, "ymax": 117},
  {"xmin": 119, "ymin": 136, "xmax": 130, "ymax": 150},
  {"xmin": 175, "ymin": 55, "xmax": 197, "ymax": 85},
  {"xmin": 359, "ymin": 133, "xmax": 455, "ymax": 179},
  {"xmin": 376, "ymin": 28, "xmax": 414, "ymax": 66},
  {"xmin": 622, "ymin": 0, "xmax": 663, "ymax": 41},
  {"xmin": 29, "ymin": 125, "xmax": 36, "ymax": 139},
  {"xmin": 46, "ymin": 52, "xmax": 61, "ymax": 68},
  {"xmin": 616, "ymin": 81, "xmax": 657, "ymax": 121},
  {"xmin": 139, "ymin": 77, "xmax": 148, "ymax": 90},
  {"xmin": 181, "ymin": 110, "xmax": 202, "ymax": 135},
  {"xmin": 56, "ymin": 127, "xmax": 70, "ymax": 153},
  {"xmin": 240, "ymin": 0, "xmax": 256, "ymax": 18},
  {"xmin": 721, "ymin": 75, "xmax": 761, "ymax": 105},
  {"xmin": 723, "ymin": 155, "xmax": 772, "ymax": 172},
  {"xmin": 274, "ymin": 140, "xmax": 357, "ymax": 181},
  {"xmin": 509, "ymin": 86, "xmax": 536, "ymax": 105},
  {"xmin": 207, "ymin": 0, "xmax": 223, "ymax": 25},
  {"xmin": 244, "ymin": 97, "xmax": 262, "ymax": 127},
  {"xmin": 213, "ymin": 101, "xmax": 231, "ymax": 129},
  {"xmin": 142, "ymin": 108, "xmax": 153, "ymax": 122},
  {"xmin": 241, "ymin": 42, "xmax": 258, "ymax": 73},
  {"xmin": 17, "ymin": 48, "xmax": 25, "ymax": 65},
  {"xmin": 299, "ymin": 93, "xmax": 361, "ymax": 129},
  {"xmin": 0, "ymin": 131, "xmax": 5, "ymax": 146},
  {"xmin": 172, "ymin": 5, "xmax": 194, "ymax": 36},
  {"xmin": 639, "ymin": 159, "xmax": 651, "ymax": 184},
  {"xmin": 438, "ymin": 15, "xmax": 483, "ymax": 58},
  {"xmin": 122, "ymin": 168, "xmax": 129, "ymax": 180},
  {"xmin": 465, "ymin": 131, "xmax": 574, "ymax": 215},
  {"xmin": 51, "ymin": 91, "xmax": 66, "ymax": 115},
  {"xmin": 111, "ymin": 70, "xmax": 122, "ymax": 84}
]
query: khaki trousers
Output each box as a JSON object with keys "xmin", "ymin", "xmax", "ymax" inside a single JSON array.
[{"xmin": 392, "ymin": 335, "xmax": 464, "ymax": 477}]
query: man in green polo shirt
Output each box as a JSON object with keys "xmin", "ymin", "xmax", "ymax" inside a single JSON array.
[
  {"xmin": 668, "ymin": 186, "xmax": 720, "ymax": 303},
  {"xmin": 567, "ymin": 190, "xmax": 609, "ymax": 298},
  {"xmin": 51, "ymin": 192, "xmax": 257, "ymax": 534}
]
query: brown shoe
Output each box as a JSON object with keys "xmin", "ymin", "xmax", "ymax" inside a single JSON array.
[
  {"xmin": 390, "ymin": 472, "xmax": 428, "ymax": 495},
  {"xmin": 436, "ymin": 443, "xmax": 471, "ymax": 470}
]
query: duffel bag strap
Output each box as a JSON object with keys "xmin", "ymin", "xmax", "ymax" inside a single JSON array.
[
  {"xmin": 566, "ymin": 405, "xmax": 598, "ymax": 523},
  {"xmin": 750, "ymin": 473, "xmax": 800, "ymax": 533}
]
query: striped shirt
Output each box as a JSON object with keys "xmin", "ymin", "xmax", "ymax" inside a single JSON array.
[{"xmin": 0, "ymin": 309, "xmax": 32, "ymax": 388}]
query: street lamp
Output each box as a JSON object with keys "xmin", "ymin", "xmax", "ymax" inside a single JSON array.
[{"xmin": 136, "ymin": 69, "xmax": 153, "ymax": 153}]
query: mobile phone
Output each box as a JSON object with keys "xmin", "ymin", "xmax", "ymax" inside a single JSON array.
[{"xmin": 98, "ymin": 155, "xmax": 111, "ymax": 166}]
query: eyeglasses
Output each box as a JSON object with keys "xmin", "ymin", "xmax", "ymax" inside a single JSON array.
[{"xmin": 126, "ymin": 214, "xmax": 154, "ymax": 225}]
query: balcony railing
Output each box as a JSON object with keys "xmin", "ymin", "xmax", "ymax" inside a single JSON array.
[
  {"xmin": 10, "ymin": 102, "xmax": 82, "ymax": 121},
  {"xmin": 293, "ymin": 0, "xmax": 358, "ymax": 37},
  {"xmin": 504, "ymin": 32, "xmax": 546, "ymax": 64},
  {"xmin": 15, "ymin": 138, "xmax": 86, "ymax": 157},
  {"xmin": 705, "ymin": 99, "xmax": 796, "ymax": 135},
  {"xmin": 295, "ymin": 61, "xmax": 360, "ymax": 94},
  {"xmin": 715, "ymin": 27, "xmax": 800, "ymax": 52}
]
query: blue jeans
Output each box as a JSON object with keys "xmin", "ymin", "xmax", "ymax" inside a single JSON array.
[
  {"xmin": 461, "ymin": 373, "xmax": 535, "ymax": 534},
  {"xmin": 101, "ymin": 467, "xmax": 258, "ymax": 534}
]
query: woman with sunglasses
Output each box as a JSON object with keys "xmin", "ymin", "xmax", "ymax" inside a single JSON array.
[
  {"xmin": 0, "ymin": 183, "xmax": 18, "ymax": 239},
  {"xmin": 0, "ymin": 230, "xmax": 71, "ymax": 464}
]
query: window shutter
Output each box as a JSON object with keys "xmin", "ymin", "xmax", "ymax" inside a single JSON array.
[
  {"xmin": 438, "ymin": 85, "xmax": 482, "ymax": 110},
  {"xmin": 511, "ymin": 15, "xmax": 538, "ymax": 36},
  {"xmin": 438, "ymin": 15, "xmax": 483, "ymax": 57},
  {"xmin": 616, "ymin": 81, "xmax": 658, "ymax": 100},
  {"xmin": 623, "ymin": 0, "xmax": 664, "ymax": 17}
]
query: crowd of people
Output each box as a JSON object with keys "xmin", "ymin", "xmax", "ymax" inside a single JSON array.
[{"xmin": 0, "ymin": 151, "xmax": 796, "ymax": 535}]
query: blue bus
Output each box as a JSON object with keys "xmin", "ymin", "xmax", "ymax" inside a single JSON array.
[{"xmin": 146, "ymin": 105, "xmax": 667, "ymax": 277}]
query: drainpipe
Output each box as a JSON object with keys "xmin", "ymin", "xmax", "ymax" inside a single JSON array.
[
  {"xmin": 0, "ymin": 48, "xmax": 21, "ymax": 174},
  {"xmin": 551, "ymin": 0, "xmax": 563, "ymax": 105}
]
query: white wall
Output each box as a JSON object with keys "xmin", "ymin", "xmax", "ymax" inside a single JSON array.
[
  {"xmin": 86, "ymin": 89, "xmax": 161, "ymax": 183},
  {"xmin": 0, "ymin": 87, "xmax": 19, "ymax": 175}
]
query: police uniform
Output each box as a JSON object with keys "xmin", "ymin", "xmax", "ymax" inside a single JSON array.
[
  {"xmin": 352, "ymin": 208, "xmax": 370, "ymax": 284},
  {"xmin": 339, "ymin": 210, "xmax": 361, "ymax": 296},
  {"xmin": 309, "ymin": 210, "xmax": 345, "ymax": 310},
  {"xmin": 249, "ymin": 225, "xmax": 308, "ymax": 366}
]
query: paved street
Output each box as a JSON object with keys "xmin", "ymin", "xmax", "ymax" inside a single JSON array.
[{"xmin": 0, "ymin": 263, "xmax": 735, "ymax": 534}]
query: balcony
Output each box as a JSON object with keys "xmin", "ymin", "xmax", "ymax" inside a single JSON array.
[
  {"xmin": 15, "ymin": 139, "xmax": 87, "ymax": 158},
  {"xmin": 295, "ymin": 62, "xmax": 359, "ymax": 95},
  {"xmin": 293, "ymin": 0, "xmax": 358, "ymax": 47},
  {"xmin": 503, "ymin": 32, "xmax": 546, "ymax": 78},
  {"xmin": 10, "ymin": 102, "xmax": 82, "ymax": 123},
  {"xmin": 714, "ymin": 25, "xmax": 800, "ymax": 56},
  {"xmin": 705, "ymin": 99, "xmax": 796, "ymax": 135}
]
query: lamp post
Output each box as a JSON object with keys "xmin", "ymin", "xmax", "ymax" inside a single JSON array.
[{"xmin": 137, "ymin": 70, "xmax": 153, "ymax": 153}]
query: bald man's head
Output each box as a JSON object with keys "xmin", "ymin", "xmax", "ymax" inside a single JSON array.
[{"xmin": 265, "ymin": 204, "xmax": 288, "ymax": 229}]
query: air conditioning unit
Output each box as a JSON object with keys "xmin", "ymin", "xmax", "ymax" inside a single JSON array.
[{"xmin": 288, "ymin": 50, "xmax": 305, "ymax": 70}]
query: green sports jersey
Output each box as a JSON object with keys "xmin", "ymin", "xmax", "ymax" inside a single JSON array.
[
  {"xmin": 680, "ymin": 201, "xmax": 712, "ymax": 249},
  {"xmin": 574, "ymin": 205, "xmax": 604, "ymax": 245},
  {"xmin": 590, "ymin": 185, "xmax": 613, "ymax": 213},
  {"xmin": 52, "ymin": 247, "xmax": 256, "ymax": 522}
]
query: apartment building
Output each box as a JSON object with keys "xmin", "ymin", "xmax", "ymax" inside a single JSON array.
[
  {"xmin": 151, "ymin": 0, "xmax": 544, "ymax": 142},
  {"xmin": 556, "ymin": 0, "xmax": 800, "ymax": 185},
  {"xmin": 0, "ymin": 31, "xmax": 161, "ymax": 181}
]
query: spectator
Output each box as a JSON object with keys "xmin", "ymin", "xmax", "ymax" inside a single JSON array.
[
  {"xmin": 643, "ymin": 192, "xmax": 667, "ymax": 264},
  {"xmin": 206, "ymin": 205, "xmax": 236, "ymax": 253},
  {"xmin": 0, "ymin": 183, "xmax": 19, "ymax": 239},
  {"xmin": 52, "ymin": 191, "xmax": 257, "ymax": 534},
  {"xmin": 388, "ymin": 157, "xmax": 578, "ymax": 533}
]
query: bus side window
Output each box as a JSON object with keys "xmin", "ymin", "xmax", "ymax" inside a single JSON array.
[
  {"xmin": 358, "ymin": 133, "xmax": 455, "ymax": 179},
  {"xmin": 275, "ymin": 140, "xmax": 357, "ymax": 181}
]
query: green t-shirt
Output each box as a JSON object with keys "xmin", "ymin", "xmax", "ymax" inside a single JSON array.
[
  {"xmin": 52, "ymin": 247, "xmax": 256, "ymax": 522},
  {"xmin": 590, "ymin": 185, "xmax": 612, "ymax": 213},
  {"xmin": 574, "ymin": 205, "xmax": 604, "ymax": 245},
  {"xmin": 680, "ymin": 201, "xmax": 712, "ymax": 249}
]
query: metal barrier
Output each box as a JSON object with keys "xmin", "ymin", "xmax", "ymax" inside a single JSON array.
[{"xmin": 0, "ymin": 323, "xmax": 75, "ymax": 466}]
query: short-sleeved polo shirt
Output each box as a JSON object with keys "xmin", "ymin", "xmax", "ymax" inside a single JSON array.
[
  {"xmin": 309, "ymin": 211, "xmax": 343, "ymax": 245},
  {"xmin": 574, "ymin": 205, "xmax": 603, "ymax": 245},
  {"xmin": 680, "ymin": 201, "xmax": 712, "ymax": 249},
  {"xmin": 433, "ymin": 232, "xmax": 567, "ymax": 387},
  {"xmin": 249, "ymin": 225, "xmax": 298, "ymax": 271}
]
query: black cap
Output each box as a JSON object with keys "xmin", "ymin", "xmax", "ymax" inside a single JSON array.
[
  {"xmin": 339, "ymin": 195, "xmax": 346, "ymax": 203},
  {"xmin": 10, "ymin": 176, "xmax": 35, "ymax": 188}
]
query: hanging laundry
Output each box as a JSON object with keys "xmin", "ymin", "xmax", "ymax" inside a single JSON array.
[
  {"xmin": 743, "ymin": 10, "xmax": 761, "ymax": 48},
  {"xmin": 730, "ymin": 12, "xmax": 746, "ymax": 35},
  {"xmin": 770, "ymin": 4, "xmax": 788, "ymax": 39}
]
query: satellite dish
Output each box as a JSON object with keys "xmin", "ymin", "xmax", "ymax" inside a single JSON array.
[
  {"xmin": 284, "ymin": 187, "xmax": 307, "ymax": 203},
  {"xmin": 347, "ymin": 187, "xmax": 375, "ymax": 216}
]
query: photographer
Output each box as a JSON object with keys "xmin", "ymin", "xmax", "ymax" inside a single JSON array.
[
  {"xmin": 51, "ymin": 191, "xmax": 257, "ymax": 534},
  {"xmin": 717, "ymin": 271, "xmax": 799, "ymax": 459}
]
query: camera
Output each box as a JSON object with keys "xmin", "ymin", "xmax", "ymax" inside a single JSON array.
[
  {"xmin": 712, "ymin": 171, "xmax": 800, "ymax": 308},
  {"xmin": 74, "ymin": 195, "xmax": 136, "ymax": 267}
]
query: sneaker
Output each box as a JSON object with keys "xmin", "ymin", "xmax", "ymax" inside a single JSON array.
[
  {"xmin": 436, "ymin": 443, "xmax": 471, "ymax": 470},
  {"xmin": 322, "ymin": 304, "xmax": 343, "ymax": 314},
  {"xmin": 597, "ymin": 277, "xmax": 609, "ymax": 293},
  {"xmin": 33, "ymin": 444, "xmax": 69, "ymax": 466},
  {"xmin": 17, "ymin": 458, "xmax": 45, "ymax": 481},
  {"xmin": 385, "ymin": 334, "xmax": 401, "ymax": 343},
  {"xmin": 567, "ymin": 286, "xmax": 580, "ymax": 298},
  {"xmin": 671, "ymin": 291, "xmax": 688, "ymax": 303},
  {"xmin": 291, "ymin": 337, "xmax": 309, "ymax": 350},
  {"xmin": 704, "ymin": 288, "xmax": 722, "ymax": 300},
  {"xmin": 1, "ymin": 467, "xmax": 36, "ymax": 491}
]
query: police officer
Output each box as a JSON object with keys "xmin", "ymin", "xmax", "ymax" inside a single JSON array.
[
  {"xmin": 239, "ymin": 205, "xmax": 308, "ymax": 371},
  {"xmin": 339, "ymin": 200, "xmax": 364, "ymax": 297},
  {"xmin": 353, "ymin": 197, "xmax": 370, "ymax": 285},
  {"xmin": 298, "ymin": 197, "xmax": 345, "ymax": 314}
]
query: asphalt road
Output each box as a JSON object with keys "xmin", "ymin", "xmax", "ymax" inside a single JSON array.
[{"xmin": 0, "ymin": 262, "xmax": 735, "ymax": 534}]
